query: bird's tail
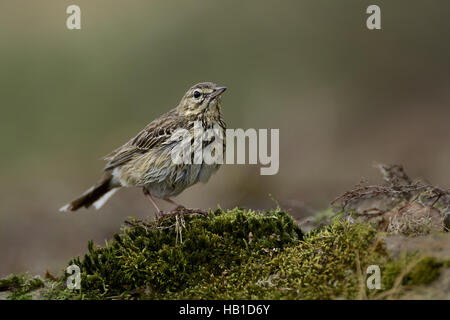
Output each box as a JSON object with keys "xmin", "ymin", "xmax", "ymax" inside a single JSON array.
[{"xmin": 59, "ymin": 174, "xmax": 118, "ymax": 212}]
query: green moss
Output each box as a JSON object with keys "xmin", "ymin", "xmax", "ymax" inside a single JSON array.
[
  {"xmin": 2, "ymin": 208, "xmax": 447, "ymax": 300},
  {"xmin": 157, "ymin": 220, "xmax": 446, "ymax": 300},
  {"xmin": 0, "ymin": 274, "xmax": 44, "ymax": 300},
  {"xmin": 267, "ymin": 221, "xmax": 382, "ymax": 299},
  {"xmin": 171, "ymin": 220, "xmax": 384, "ymax": 299},
  {"xmin": 51, "ymin": 208, "xmax": 302, "ymax": 299},
  {"xmin": 405, "ymin": 257, "xmax": 443, "ymax": 285},
  {"xmin": 382, "ymin": 256, "xmax": 444, "ymax": 291}
]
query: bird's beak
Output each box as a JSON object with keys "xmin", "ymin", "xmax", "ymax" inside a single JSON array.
[{"xmin": 210, "ymin": 86, "xmax": 227, "ymax": 98}]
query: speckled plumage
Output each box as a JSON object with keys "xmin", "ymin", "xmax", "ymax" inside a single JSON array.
[{"xmin": 60, "ymin": 82, "xmax": 227, "ymax": 213}]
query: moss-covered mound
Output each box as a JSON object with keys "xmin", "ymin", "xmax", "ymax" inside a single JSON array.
[
  {"xmin": 1, "ymin": 208, "xmax": 448, "ymax": 300},
  {"xmin": 56, "ymin": 208, "xmax": 303, "ymax": 299}
]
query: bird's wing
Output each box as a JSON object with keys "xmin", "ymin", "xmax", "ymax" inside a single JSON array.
[{"xmin": 103, "ymin": 110, "xmax": 185, "ymax": 170}]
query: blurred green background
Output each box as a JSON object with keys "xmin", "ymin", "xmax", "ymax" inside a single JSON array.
[{"xmin": 1, "ymin": 0, "xmax": 450, "ymax": 276}]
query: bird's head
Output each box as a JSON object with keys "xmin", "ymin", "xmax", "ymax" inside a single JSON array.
[{"xmin": 177, "ymin": 82, "xmax": 227, "ymax": 118}]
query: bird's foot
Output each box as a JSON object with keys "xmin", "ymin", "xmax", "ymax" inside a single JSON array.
[
  {"xmin": 160, "ymin": 206, "xmax": 208, "ymax": 218},
  {"xmin": 156, "ymin": 210, "xmax": 165, "ymax": 218}
]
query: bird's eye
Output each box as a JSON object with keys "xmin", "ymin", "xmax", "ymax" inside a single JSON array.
[{"xmin": 193, "ymin": 90, "xmax": 202, "ymax": 99}]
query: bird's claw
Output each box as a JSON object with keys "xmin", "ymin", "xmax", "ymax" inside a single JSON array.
[{"xmin": 157, "ymin": 207, "xmax": 208, "ymax": 218}]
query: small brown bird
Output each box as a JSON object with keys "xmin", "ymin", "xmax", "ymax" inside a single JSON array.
[{"xmin": 60, "ymin": 82, "xmax": 227, "ymax": 216}]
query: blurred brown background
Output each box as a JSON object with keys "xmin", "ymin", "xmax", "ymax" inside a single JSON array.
[{"xmin": 1, "ymin": 0, "xmax": 449, "ymax": 276}]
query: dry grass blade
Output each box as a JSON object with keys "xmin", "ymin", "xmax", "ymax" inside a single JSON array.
[{"xmin": 374, "ymin": 256, "xmax": 425, "ymax": 300}]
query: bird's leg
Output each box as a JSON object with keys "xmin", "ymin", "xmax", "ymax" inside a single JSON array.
[{"xmin": 143, "ymin": 189, "xmax": 164, "ymax": 218}]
